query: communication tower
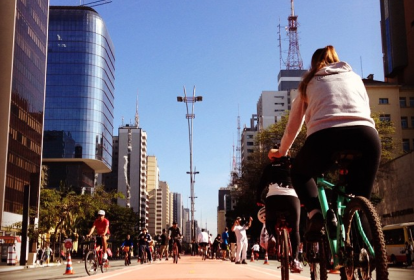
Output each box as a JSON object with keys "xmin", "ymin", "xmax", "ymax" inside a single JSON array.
[{"xmin": 286, "ymin": 0, "xmax": 303, "ymax": 70}]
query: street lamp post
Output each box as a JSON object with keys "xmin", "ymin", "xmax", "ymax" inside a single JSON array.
[{"xmin": 177, "ymin": 86, "xmax": 202, "ymax": 242}]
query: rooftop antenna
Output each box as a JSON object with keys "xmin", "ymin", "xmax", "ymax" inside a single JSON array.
[
  {"xmin": 286, "ymin": 0, "xmax": 303, "ymax": 70},
  {"xmin": 135, "ymin": 92, "xmax": 139, "ymax": 128},
  {"xmin": 236, "ymin": 108, "xmax": 241, "ymax": 178},
  {"xmin": 81, "ymin": 0, "xmax": 112, "ymax": 8},
  {"xmin": 277, "ymin": 18, "xmax": 285, "ymax": 71}
]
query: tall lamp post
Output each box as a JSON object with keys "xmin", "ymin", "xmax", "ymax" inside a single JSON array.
[{"xmin": 177, "ymin": 86, "xmax": 202, "ymax": 242}]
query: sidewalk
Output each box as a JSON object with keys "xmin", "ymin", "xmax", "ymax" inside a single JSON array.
[{"xmin": 0, "ymin": 259, "xmax": 63, "ymax": 272}]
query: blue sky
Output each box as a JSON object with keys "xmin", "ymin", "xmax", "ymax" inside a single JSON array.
[{"xmin": 50, "ymin": 0, "xmax": 383, "ymax": 236}]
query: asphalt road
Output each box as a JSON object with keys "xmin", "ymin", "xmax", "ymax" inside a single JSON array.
[{"xmin": 0, "ymin": 256, "xmax": 413, "ymax": 280}]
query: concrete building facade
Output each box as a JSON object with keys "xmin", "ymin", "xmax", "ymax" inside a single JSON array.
[
  {"xmin": 147, "ymin": 156, "xmax": 159, "ymax": 235},
  {"xmin": 159, "ymin": 181, "xmax": 171, "ymax": 230}
]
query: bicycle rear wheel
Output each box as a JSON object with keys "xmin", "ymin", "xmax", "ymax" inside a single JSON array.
[
  {"xmin": 85, "ymin": 251, "xmax": 98, "ymax": 276},
  {"xmin": 340, "ymin": 196, "xmax": 388, "ymax": 280},
  {"xmin": 307, "ymin": 237, "xmax": 328, "ymax": 280},
  {"xmin": 280, "ymin": 228, "xmax": 290, "ymax": 280}
]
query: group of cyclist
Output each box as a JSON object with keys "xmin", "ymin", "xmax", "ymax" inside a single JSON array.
[
  {"xmin": 87, "ymin": 214, "xmax": 183, "ymax": 264},
  {"xmin": 255, "ymin": 45, "xmax": 381, "ymax": 274}
]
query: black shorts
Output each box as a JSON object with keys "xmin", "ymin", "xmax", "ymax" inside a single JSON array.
[
  {"xmin": 220, "ymin": 243, "xmax": 228, "ymax": 250},
  {"xmin": 199, "ymin": 242, "xmax": 208, "ymax": 248},
  {"xmin": 96, "ymin": 235, "xmax": 109, "ymax": 248}
]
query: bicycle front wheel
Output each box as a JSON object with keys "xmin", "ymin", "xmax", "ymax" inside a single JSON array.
[
  {"xmin": 280, "ymin": 228, "xmax": 290, "ymax": 280},
  {"xmin": 101, "ymin": 259, "xmax": 109, "ymax": 273},
  {"xmin": 341, "ymin": 196, "xmax": 388, "ymax": 280},
  {"xmin": 85, "ymin": 251, "xmax": 98, "ymax": 276}
]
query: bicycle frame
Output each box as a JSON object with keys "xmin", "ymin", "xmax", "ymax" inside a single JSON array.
[{"xmin": 316, "ymin": 177, "xmax": 375, "ymax": 269}]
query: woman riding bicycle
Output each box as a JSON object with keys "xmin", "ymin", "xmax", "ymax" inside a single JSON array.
[
  {"xmin": 268, "ymin": 45, "xmax": 381, "ymax": 240},
  {"xmin": 256, "ymin": 155, "xmax": 302, "ymax": 273}
]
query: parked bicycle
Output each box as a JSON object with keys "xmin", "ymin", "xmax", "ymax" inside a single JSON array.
[
  {"xmin": 84, "ymin": 236, "xmax": 109, "ymax": 275},
  {"xmin": 304, "ymin": 150, "xmax": 388, "ymax": 280}
]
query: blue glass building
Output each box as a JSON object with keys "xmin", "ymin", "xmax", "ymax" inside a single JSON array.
[
  {"xmin": 0, "ymin": 0, "xmax": 48, "ymax": 227},
  {"xmin": 44, "ymin": 6, "xmax": 115, "ymax": 190}
]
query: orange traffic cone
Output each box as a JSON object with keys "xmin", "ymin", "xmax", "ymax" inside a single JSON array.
[
  {"xmin": 263, "ymin": 251, "xmax": 269, "ymax": 264},
  {"xmin": 250, "ymin": 250, "xmax": 254, "ymax": 262},
  {"xmin": 63, "ymin": 251, "xmax": 74, "ymax": 275}
]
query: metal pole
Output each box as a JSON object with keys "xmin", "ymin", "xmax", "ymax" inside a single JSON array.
[{"xmin": 178, "ymin": 86, "xmax": 202, "ymax": 242}]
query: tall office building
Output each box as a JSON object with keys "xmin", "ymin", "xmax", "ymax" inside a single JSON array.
[
  {"xmin": 182, "ymin": 208, "xmax": 190, "ymax": 242},
  {"xmin": 378, "ymin": 1, "xmax": 414, "ymax": 151},
  {"xmin": 43, "ymin": 6, "xmax": 115, "ymax": 191},
  {"xmin": 380, "ymin": 0, "xmax": 414, "ymax": 85},
  {"xmin": 117, "ymin": 124, "xmax": 148, "ymax": 229},
  {"xmin": 159, "ymin": 181, "xmax": 171, "ymax": 230},
  {"xmin": 0, "ymin": 0, "xmax": 49, "ymax": 231},
  {"xmin": 172, "ymin": 193, "xmax": 182, "ymax": 227},
  {"xmin": 147, "ymin": 155, "xmax": 159, "ymax": 235}
]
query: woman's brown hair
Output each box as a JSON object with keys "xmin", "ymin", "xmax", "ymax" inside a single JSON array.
[{"xmin": 298, "ymin": 45, "xmax": 340, "ymax": 100}]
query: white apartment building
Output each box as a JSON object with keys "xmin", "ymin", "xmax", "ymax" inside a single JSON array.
[{"xmin": 117, "ymin": 124, "xmax": 148, "ymax": 230}]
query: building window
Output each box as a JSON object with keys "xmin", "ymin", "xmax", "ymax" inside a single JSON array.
[
  {"xmin": 379, "ymin": 98, "xmax": 389, "ymax": 104},
  {"xmin": 380, "ymin": 114, "xmax": 391, "ymax": 122},
  {"xmin": 247, "ymin": 142, "xmax": 254, "ymax": 146},
  {"xmin": 402, "ymin": 139, "xmax": 410, "ymax": 152},
  {"xmin": 401, "ymin": 117, "xmax": 408, "ymax": 129},
  {"xmin": 400, "ymin": 97, "xmax": 407, "ymax": 107},
  {"xmin": 410, "ymin": 97, "xmax": 414, "ymax": 107}
]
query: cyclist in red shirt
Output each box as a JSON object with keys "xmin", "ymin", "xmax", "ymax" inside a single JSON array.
[{"xmin": 87, "ymin": 210, "xmax": 110, "ymax": 260}]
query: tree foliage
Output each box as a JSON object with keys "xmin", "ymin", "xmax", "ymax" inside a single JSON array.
[{"xmin": 29, "ymin": 183, "xmax": 138, "ymax": 248}]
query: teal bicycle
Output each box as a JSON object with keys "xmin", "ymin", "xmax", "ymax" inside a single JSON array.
[{"xmin": 304, "ymin": 151, "xmax": 388, "ymax": 280}]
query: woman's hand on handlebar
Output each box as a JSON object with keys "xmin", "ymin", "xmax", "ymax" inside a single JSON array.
[{"xmin": 268, "ymin": 149, "xmax": 284, "ymax": 160}]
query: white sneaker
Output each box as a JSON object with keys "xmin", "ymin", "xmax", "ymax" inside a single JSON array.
[{"xmin": 291, "ymin": 260, "xmax": 303, "ymax": 273}]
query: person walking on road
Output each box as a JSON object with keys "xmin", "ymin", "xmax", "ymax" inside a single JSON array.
[
  {"xmin": 232, "ymin": 216, "xmax": 253, "ymax": 264},
  {"xmin": 159, "ymin": 228, "xmax": 169, "ymax": 261},
  {"xmin": 221, "ymin": 227, "xmax": 229, "ymax": 260},
  {"xmin": 229, "ymin": 230, "xmax": 237, "ymax": 262}
]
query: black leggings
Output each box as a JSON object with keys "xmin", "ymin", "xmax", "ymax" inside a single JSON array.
[
  {"xmin": 265, "ymin": 195, "xmax": 301, "ymax": 260},
  {"xmin": 291, "ymin": 126, "xmax": 381, "ymax": 212}
]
